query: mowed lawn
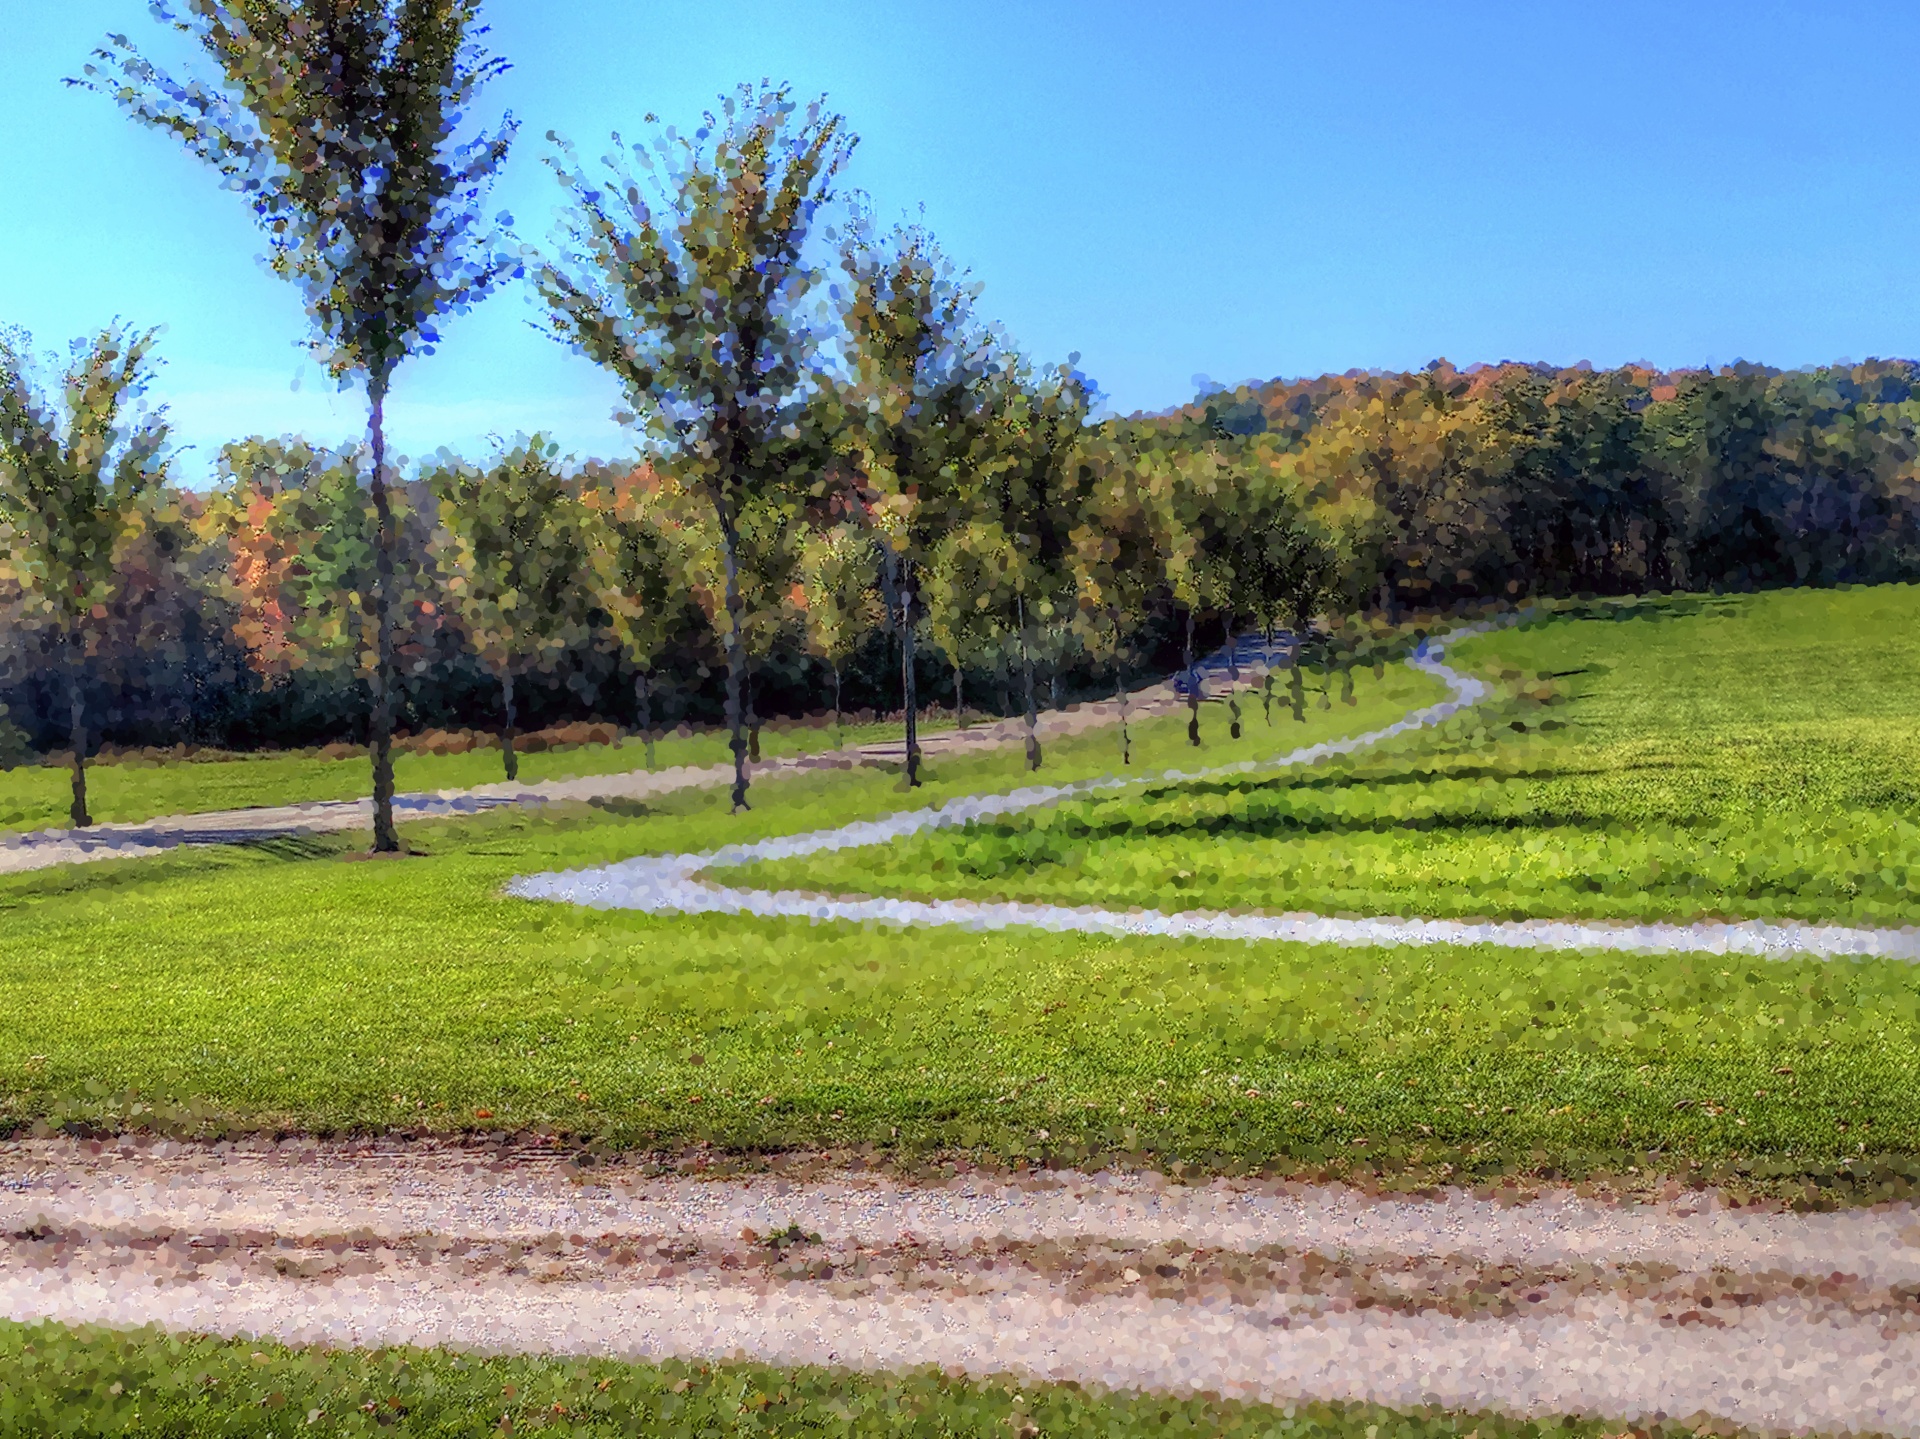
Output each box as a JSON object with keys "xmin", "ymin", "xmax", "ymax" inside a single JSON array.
[
  {"xmin": 0, "ymin": 717, "xmax": 951, "ymax": 833},
  {"xmin": 2, "ymin": 604, "xmax": 1916, "ymax": 1196},
  {"xmin": 0, "ymin": 1320, "xmax": 1606, "ymax": 1439},
  {"xmin": 738, "ymin": 586, "xmax": 1920, "ymax": 928}
]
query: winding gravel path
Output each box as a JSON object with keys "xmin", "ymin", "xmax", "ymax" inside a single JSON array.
[
  {"xmin": 512, "ymin": 630, "xmax": 1920, "ymax": 963},
  {"xmin": 6, "ymin": 1138, "xmax": 1919, "ymax": 1434}
]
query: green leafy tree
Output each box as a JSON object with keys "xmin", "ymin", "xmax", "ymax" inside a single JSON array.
[
  {"xmin": 578, "ymin": 461, "xmax": 692, "ymax": 770},
  {"xmin": 1067, "ymin": 434, "xmax": 1157, "ymax": 764},
  {"xmin": 797, "ymin": 520, "xmax": 883, "ymax": 739},
  {"xmin": 833, "ymin": 214, "xmax": 996, "ymax": 786},
  {"xmin": 84, "ymin": 0, "xmax": 520, "ymax": 850},
  {"xmin": 1140, "ymin": 445, "xmax": 1236, "ymax": 746},
  {"xmin": 425, "ymin": 436, "xmax": 586, "ymax": 782},
  {"xmin": 989, "ymin": 359, "xmax": 1092, "ymax": 768},
  {"xmin": 923, "ymin": 518, "xmax": 1016, "ymax": 732},
  {"xmin": 532, "ymin": 81, "xmax": 853, "ymax": 811},
  {"xmin": 203, "ymin": 437, "xmax": 417, "ymax": 685},
  {"xmin": 0, "ymin": 325, "xmax": 169, "ymax": 827}
]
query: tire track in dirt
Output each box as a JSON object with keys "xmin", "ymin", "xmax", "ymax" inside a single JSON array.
[{"xmin": 5, "ymin": 1139, "xmax": 1919, "ymax": 1435}]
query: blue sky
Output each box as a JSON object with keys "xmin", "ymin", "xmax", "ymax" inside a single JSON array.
[{"xmin": 4, "ymin": 1, "xmax": 1917, "ymax": 481}]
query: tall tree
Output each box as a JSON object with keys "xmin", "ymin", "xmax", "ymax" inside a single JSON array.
[
  {"xmin": 1141, "ymin": 445, "xmax": 1236, "ymax": 746},
  {"xmin": 676, "ymin": 471, "xmax": 808, "ymax": 763},
  {"xmin": 923, "ymin": 518, "xmax": 1016, "ymax": 734},
  {"xmin": 0, "ymin": 326, "xmax": 169, "ymax": 827},
  {"xmin": 578, "ymin": 461, "xmax": 692, "ymax": 770},
  {"xmin": 1066, "ymin": 432, "xmax": 1157, "ymax": 764},
  {"xmin": 425, "ymin": 437, "xmax": 586, "ymax": 782},
  {"xmin": 533, "ymin": 82, "xmax": 852, "ymax": 811},
  {"xmin": 85, "ymin": 0, "xmax": 519, "ymax": 851},
  {"xmin": 797, "ymin": 520, "xmax": 883, "ymax": 739},
  {"xmin": 202, "ymin": 437, "xmax": 436, "ymax": 703},
  {"xmin": 835, "ymin": 214, "xmax": 996, "ymax": 786},
  {"xmin": 984, "ymin": 358, "xmax": 1092, "ymax": 769}
]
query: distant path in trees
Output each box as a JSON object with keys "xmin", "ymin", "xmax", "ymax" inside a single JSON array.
[
  {"xmin": 0, "ymin": 640, "xmax": 1251, "ymax": 878},
  {"xmin": 515, "ymin": 626, "xmax": 1920, "ymax": 964}
]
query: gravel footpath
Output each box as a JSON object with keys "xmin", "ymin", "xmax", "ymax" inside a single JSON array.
[
  {"xmin": 513, "ymin": 630, "xmax": 1920, "ymax": 962},
  {"xmin": 6, "ymin": 1138, "xmax": 1919, "ymax": 1434}
]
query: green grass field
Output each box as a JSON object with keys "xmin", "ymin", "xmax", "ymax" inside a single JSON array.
[
  {"xmin": 4, "ymin": 589, "xmax": 1920, "ymax": 1199},
  {"xmin": 737, "ymin": 587, "xmax": 1920, "ymax": 927},
  {"xmin": 0, "ymin": 1320, "xmax": 1635, "ymax": 1439},
  {"xmin": 0, "ymin": 718, "xmax": 950, "ymax": 832}
]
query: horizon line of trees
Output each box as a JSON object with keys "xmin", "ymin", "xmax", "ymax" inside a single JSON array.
[
  {"xmin": 8, "ymin": 350, "xmax": 1920, "ymax": 788},
  {"xmin": 5, "ymin": 3, "xmax": 1919, "ymax": 837}
]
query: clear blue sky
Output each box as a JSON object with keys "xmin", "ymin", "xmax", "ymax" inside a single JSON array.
[{"xmin": 4, "ymin": 1, "xmax": 1917, "ymax": 481}]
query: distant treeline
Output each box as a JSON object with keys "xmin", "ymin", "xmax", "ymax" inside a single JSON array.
[
  {"xmin": 3, "ymin": 356, "xmax": 1917, "ymax": 759},
  {"xmin": 1173, "ymin": 357, "xmax": 1920, "ymax": 607}
]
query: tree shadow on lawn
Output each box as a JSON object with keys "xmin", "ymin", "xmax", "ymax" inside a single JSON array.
[{"xmin": 0, "ymin": 830, "xmax": 367, "ymax": 909}]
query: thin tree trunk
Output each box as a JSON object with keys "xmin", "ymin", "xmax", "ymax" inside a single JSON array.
[
  {"xmin": 1048, "ymin": 663, "xmax": 1060, "ymax": 712},
  {"xmin": 1109, "ymin": 608, "xmax": 1131, "ymax": 766},
  {"xmin": 500, "ymin": 667, "xmax": 518, "ymax": 783},
  {"xmin": 1224, "ymin": 612, "xmax": 1243, "ymax": 739},
  {"xmin": 874, "ymin": 545, "xmax": 919, "ymax": 786},
  {"xmin": 635, "ymin": 668, "xmax": 656, "ymax": 770},
  {"xmin": 952, "ymin": 662, "xmax": 966, "ymax": 730},
  {"xmin": 66, "ymin": 637, "xmax": 90, "ymax": 829},
  {"xmin": 899, "ymin": 559, "xmax": 921, "ymax": 787},
  {"xmin": 746, "ymin": 658, "xmax": 761, "ymax": 764},
  {"xmin": 1261, "ymin": 620, "xmax": 1275, "ymax": 727},
  {"xmin": 713, "ymin": 498, "xmax": 751, "ymax": 812},
  {"xmin": 1289, "ymin": 633, "xmax": 1307, "ymax": 722},
  {"xmin": 1183, "ymin": 607, "xmax": 1201, "ymax": 747},
  {"xmin": 365, "ymin": 374, "xmax": 401, "ymax": 853},
  {"xmin": 1017, "ymin": 593, "xmax": 1041, "ymax": 771},
  {"xmin": 831, "ymin": 663, "xmax": 844, "ymax": 745}
]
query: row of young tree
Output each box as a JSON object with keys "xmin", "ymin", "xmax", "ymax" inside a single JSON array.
[
  {"xmin": 0, "ymin": 0, "xmax": 1355, "ymax": 839},
  {"xmin": 6, "ymin": 2, "xmax": 1920, "ymax": 844}
]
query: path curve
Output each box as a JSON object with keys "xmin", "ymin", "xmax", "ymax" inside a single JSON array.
[{"xmin": 513, "ymin": 626, "xmax": 1920, "ymax": 963}]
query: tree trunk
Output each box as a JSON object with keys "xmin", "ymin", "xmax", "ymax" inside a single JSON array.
[
  {"xmin": 1224, "ymin": 611, "xmax": 1243, "ymax": 740},
  {"xmin": 66, "ymin": 637, "xmax": 90, "ymax": 829},
  {"xmin": 713, "ymin": 497, "xmax": 751, "ymax": 812},
  {"xmin": 995, "ymin": 651, "xmax": 1012, "ymax": 718},
  {"xmin": 1109, "ymin": 609, "xmax": 1131, "ymax": 766},
  {"xmin": 1048, "ymin": 663, "xmax": 1060, "ymax": 712},
  {"xmin": 952, "ymin": 662, "xmax": 966, "ymax": 730},
  {"xmin": 874, "ymin": 546, "xmax": 920, "ymax": 787},
  {"xmin": 1017, "ymin": 594, "xmax": 1041, "ymax": 771},
  {"xmin": 634, "ymin": 668, "xmax": 656, "ymax": 770},
  {"xmin": 1289, "ymin": 634, "xmax": 1307, "ymax": 722},
  {"xmin": 1183, "ymin": 607, "xmax": 1201, "ymax": 747},
  {"xmin": 831, "ymin": 663, "xmax": 844, "ymax": 744},
  {"xmin": 899, "ymin": 565, "xmax": 921, "ymax": 787},
  {"xmin": 365, "ymin": 374, "xmax": 401, "ymax": 853},
  {"xmin": 746, "ymin": 658, "xmax": 761, "ymax": 764},
  {"xmin": 1261, "ymin": 621, "xmax": 1275, "ymax": 727},
  {"xmin": 500, "ymin": 667, "xmax": 519, "ymax": 783}
]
